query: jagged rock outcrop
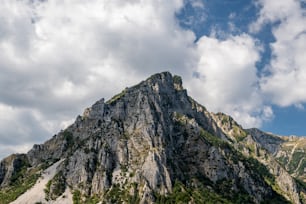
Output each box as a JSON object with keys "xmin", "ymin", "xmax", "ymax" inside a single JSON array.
[
  {"xmin": 247, "ymin": 128, "xmax": 284, "ymax": 155},
  {"xmin": 0, "ymin": 154, "xmax": 28, "ymax": 188},
  {"xmin": 212, "ymin": 117, "xmax": 306, "ymax": 204},
  {"xmin": 0, "ymin": 72, "xmax": 305, "ymax": 204}
]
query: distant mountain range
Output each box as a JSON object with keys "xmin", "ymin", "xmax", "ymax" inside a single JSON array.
[{"xmin": 1, "ymin": 72, "xmax": 305, "ymax": 204}]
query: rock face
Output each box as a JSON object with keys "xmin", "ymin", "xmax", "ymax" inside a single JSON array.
[
  {"xmin": 0, "ymin": 72, "xmax": 306, "ymax": 204},
  {"xmin": 0, "ymin": 154, "xmax": 29, "ymax": 188},
  {"xmin": 246, "ymin": 128, "xmax": 306, "ymax": 180}
]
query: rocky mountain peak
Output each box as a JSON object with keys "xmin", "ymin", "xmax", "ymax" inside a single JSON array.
[
  {"xmin": 82, "ymin": 72, "xmax": 185, "ymax": 120},
  {"xmin": 144, "ymin": 71, "xmax": 183, "ymax": 91},
  {"xmin": 0, "ymin": 72, "xmax": 305, "ymax": 204}
]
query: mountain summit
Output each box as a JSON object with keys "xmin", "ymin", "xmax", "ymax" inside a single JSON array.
[{"xmin": 1, "ymin": 72, "xmax": 305, "ymax": 204}]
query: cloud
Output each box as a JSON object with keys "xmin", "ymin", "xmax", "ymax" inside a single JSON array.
[
  {"xmin": 250, "ymin": 0, "xmax": 301, "ymax": 33},
  {"xmin": 188, "ymin": 34, "xmax": 272, "ymax": 128},
  {"xmin": 0, "ymin": 103, "xmax": 51, "ymax": 159},
  {"xmin": 0, "ymin": 0, "xmax": 197, "ymax": 158},
  {"xmin": 190, "ymin": 0, "xmax": 205, "ymax": 9},
  {"xmin": 0, "ymin": 144, "xmax": 33, "ymax": 162},
  {"xmin": 252, "ymin": 0, "xmax": 306, "ymax": 107},
  {"xmin": 2, "ymin": 0, "xmax": 293, "ymax": 159}
]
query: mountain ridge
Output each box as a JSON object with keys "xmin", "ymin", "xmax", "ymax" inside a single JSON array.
[{"xmin": 0, "ymin": 71, "xmax": 305, "ymax": 204}]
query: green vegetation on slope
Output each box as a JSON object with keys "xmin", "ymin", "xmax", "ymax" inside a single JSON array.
[
  {"xmin": 154, "ymin": 180, "xmax": 234, "ymax": 204},
  {"xmin": 44, "ymin": 170, "xmax": 66, "ymax": 201},
  {"xmin": 106, "ymin": 89, "xmax": 127, "ymax": 105},
  {"xmin": 0, "ymin": 166, "xmax": 40, "ymax": 204},
  {"xmin": 289, "ymin": 151, "xmax": 306, "ymax": 173}
]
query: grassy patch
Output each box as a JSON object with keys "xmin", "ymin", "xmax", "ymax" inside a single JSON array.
[
  {"xmin": 0, "ymin": 169, "xmax": 40, "ymax": 204},
  {"xmin": 106, "ymin": 89, "xmax": 127, "ymax": 105},
  {"xmin": 154, "ymin": 180, "xmax": 233, "ymax": 204},
  {"xmin": 289, "ymin": 151, "xmax": 306, "ymax": 173},
  {"xmin": 44, "ymin": 171, "xmax": 66, "ymax": 201},
  {"xmin": 232, "ymin": 125, "xmax": 247, "ymax": 142},
  {"xmin": 102, "ymin": 182, "xmax": 140, "ymax": 203},
  {"xmin": 199, "ymin": 129, "xmax": 230, "ymax": 149},
  {"xmin": 72, "ymin": 190, "xmax": 82, "ymax": 204},
  {"xmin": 44, "ymin": 180, "xmax": 52, "ymax": 200}
]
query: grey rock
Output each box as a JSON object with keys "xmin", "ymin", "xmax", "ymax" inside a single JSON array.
[{"xmin": 1, "ymin": 72, "xmax": 304, "ymax": 204}]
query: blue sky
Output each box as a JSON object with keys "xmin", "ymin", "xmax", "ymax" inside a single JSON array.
[
  {"xmin": 0, "ymin": 0, "xmax": 306, "ymax": 159},
  {"xmin": 178, "ymin": 0, "xmax": 258, "ymax": 38},
  {"xmin": 177, "ymin": 0, "xmax": 306, "ymax": 136}
]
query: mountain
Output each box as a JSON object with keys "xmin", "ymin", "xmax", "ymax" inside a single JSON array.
[
  {"xmin": 0, "ymin": 72, "xmax": 305, "ymax": 204},
  {"xmin": 247, "ymin": 129, "xmax": 306, "ymax": 183}
]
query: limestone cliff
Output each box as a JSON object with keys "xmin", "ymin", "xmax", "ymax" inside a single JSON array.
[{"xmin": 0, "ymin": 72, "xmax": 305, "ymax": 204}]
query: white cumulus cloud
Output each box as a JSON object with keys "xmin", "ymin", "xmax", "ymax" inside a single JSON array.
[
  {"xmin": 253, "ymin": 0, "xmax": 306, "ymax": 107},
  {"xmin": 188, "ymin": 34, "xmax": 272, "ymax": 128},
  {"xmin": 0, "ymin": 0, "xmax": 196, "ymax": 158},
  {"xmin": 1, "ymin": 0, "xmax": 291, "ymax": 159}
]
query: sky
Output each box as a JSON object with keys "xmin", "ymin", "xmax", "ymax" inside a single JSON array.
[{"xmin": 0, "ymin": 0, "xmax": 306, "ymax": 159}]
